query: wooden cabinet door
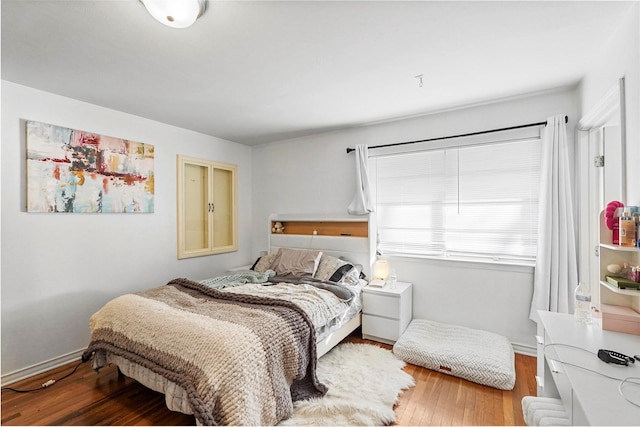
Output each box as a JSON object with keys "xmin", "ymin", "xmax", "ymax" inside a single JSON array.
[{"xmin": 177, "ymin": 155, "xmax": 237, "ymax": 259}]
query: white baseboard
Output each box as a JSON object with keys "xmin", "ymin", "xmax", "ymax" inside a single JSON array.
[
  {"xmin": 512, "ymin": 342, "xmax": 536, "ymax": 357},
  {"xmin": 1, "ymin": 348, "xmax": 85, "ymax": 386}
]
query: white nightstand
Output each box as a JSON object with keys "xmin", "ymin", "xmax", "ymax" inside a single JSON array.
[{"xmin": 362, "ymin": 281, "xmax": 412, "ymax": 344}]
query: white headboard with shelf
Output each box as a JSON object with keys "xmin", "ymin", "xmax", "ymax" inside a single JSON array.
[{"xmin": 267, "ymin": 213, "xmax": 375, "ymax": 278}]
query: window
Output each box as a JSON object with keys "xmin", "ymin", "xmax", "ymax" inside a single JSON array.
[{"xmin": 372, "ymin": 130, "xmax": 541, "ymax": 264}]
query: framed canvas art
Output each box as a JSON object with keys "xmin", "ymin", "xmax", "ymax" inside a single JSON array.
[{"xmin": 26, "ymin": 120, "xmax": 155, "ymax": 213}]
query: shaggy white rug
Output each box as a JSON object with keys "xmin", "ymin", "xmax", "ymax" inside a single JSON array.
[{"xmin": 279, "ymin": 342, "xmax": 415, "ymax": 426}]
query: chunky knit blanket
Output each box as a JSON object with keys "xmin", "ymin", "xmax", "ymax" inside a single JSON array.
[{"xmin": 82, "ymin": 278, "xmax": 327, "ymax": 426}]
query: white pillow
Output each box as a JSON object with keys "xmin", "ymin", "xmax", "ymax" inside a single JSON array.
[{"xmin": 315, "ymin": 254, "xmax": 349, "ymax": 280}]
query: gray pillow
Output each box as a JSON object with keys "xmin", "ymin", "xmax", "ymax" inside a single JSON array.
[
  {"xmin": 251, "ymin": 253, "xmax": 278, "ymax": 273},
  {"xmin": 270, "ymin": 248, "xmax": 322, "ymax": 277}
]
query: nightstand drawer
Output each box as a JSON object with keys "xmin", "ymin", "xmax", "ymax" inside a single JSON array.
[
  {"xmin": 362, "ymin": 314, "xmax": 401, "ymax": 342},
  {"xmin": 362, "ymin": 292, "xmax": 400, "ymax": 319}
]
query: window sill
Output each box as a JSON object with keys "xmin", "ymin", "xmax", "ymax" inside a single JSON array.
[{"xmin": 384, "ymin": 253, "xmax": 535, "ymax": 272}]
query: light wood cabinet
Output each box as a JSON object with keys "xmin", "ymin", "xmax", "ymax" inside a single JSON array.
[{"xmin": 177, "ymin": 155, "xmax": 237, "ymax": 259}]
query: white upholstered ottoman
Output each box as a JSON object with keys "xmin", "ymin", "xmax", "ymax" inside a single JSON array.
[
  {"xmin": 521, "ymin": 396, "xmax": 570, "ymax": 426},
  {"xmin": 393, "ymin": 319, "xmax": 516, "ymax": 390}
]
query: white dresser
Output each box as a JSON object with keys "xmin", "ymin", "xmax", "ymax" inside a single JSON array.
[
  {"xmin": 537, "ymin": 311, "xmax": 640, "ymax": 426},
  {"xmin": 362, "ymin": 281, "xmax": 412, "ymax": 344}
]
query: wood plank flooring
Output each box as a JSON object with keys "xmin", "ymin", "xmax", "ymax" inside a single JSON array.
[{"xmin": 2, "ymin": 334, "xmax": 537, "ymax": 426}]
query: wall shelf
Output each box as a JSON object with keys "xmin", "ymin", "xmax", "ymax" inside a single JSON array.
[
  {"xmin": 598, "ymin": 211, "xmax": 639, "ymax": 312},
  {"xmin": 269, "ymin": 214, "xmax": 370, "ymax": 238},
  {"xmin": 599, "ymin": 280, "xmax": 640, "ymax": 296},
  {"xmin": 600, "ymin": 243, "xmax": 639, "ymax": 252},
  {"xmin": 270, "ymin": 220, "xmax": 368, "ymax": 237}
]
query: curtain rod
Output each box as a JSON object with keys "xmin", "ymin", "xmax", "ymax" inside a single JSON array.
[{"xmin": 345, "ymin": 115, "xmax": 568, "ymax": 154}]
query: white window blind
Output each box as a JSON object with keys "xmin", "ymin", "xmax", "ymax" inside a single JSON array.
[{"xmin": 373, "ymin": 135, "xmax": 541, "ymax": 263}]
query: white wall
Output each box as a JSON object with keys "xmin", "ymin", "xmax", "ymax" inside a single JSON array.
[
  {"xmin": 1, "ymin": 81, "xmax": 253, "ymax": 379},
  {"xmin": 6, "ymin": 5, "xmax": 635, "ymax": 377},
  {"xmin": 579, "ymin": 2, "xmax": 639, "ymax": 207},
  {"xmin": 252, "ymin": 88, "xmax": 578, "ymax": 354}
]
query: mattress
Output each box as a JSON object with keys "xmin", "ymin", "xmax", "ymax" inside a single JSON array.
[{"xmin": 316, "ymin": 283, "xmax": 362, "ymax": 342}]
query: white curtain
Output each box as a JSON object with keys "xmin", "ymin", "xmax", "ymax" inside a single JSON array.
[
  {"xmin": 530, "ymin": 115, "xmax": 579, "ymax": 322},
  {"xmin": 347, "ymin": 144, "xmax": 374, "ymax": 215}
]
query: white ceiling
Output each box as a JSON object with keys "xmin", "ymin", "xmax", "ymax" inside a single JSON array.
[{"xmin": 1, "ymin": 1, "xmax": 634, "ymax": 145}]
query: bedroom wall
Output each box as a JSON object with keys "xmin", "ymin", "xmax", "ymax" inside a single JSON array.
[
  {"xmin": 252, "ymin": 88, "xmax": 578, "ymax": 354},
  {"xmin": 578, "ymin": 1, "xmax": 639, "ymax": 206},
  {"xmin": 0, "ymin": 81, "xmax": 253, "ymax": 380}
]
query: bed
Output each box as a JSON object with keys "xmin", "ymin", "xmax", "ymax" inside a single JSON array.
[{"xmin": 81, "ymin": 221, "xmax": 372, "ymax": 426}]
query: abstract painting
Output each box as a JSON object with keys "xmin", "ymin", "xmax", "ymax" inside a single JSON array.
[{"xmin": 26, "ymin": 120, "xmax": 154, "ymax": 213}]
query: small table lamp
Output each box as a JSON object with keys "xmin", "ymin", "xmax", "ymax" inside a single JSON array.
[{"xmin": 374, "ymin": 259, "xmax": 390, "ymax": 281}]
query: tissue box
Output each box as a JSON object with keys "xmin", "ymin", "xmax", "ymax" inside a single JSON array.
[{"xmin": 601, "ymin": 304, "xmax": 640, "ymax": 336}]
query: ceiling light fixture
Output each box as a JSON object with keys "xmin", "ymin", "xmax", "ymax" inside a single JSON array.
[
  {"xmin": 415, "ymin": 74, "xmax": 424, "ymax": 88},
  {"xmin": 140, "ymin": 0, "xmax": 207, "ymax": 29}
]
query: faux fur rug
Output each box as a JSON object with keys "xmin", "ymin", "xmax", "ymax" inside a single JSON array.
[{"xmin": 279, "ymin": 342, "xmax": 415, "ymax": 426}]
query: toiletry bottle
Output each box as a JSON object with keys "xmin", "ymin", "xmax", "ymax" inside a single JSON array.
[
  {"xmin": 574, "ymin": 282, "xmax": 592, "ymax": 325},
  {"xmin": 619, "ymin": 209, "xmax": 635, "ymax": 246}
]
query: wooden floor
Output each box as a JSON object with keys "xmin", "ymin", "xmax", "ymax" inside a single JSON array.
[{"xmin": 2, "ymin": 334, "xmax": 537, "ymax": 426}]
